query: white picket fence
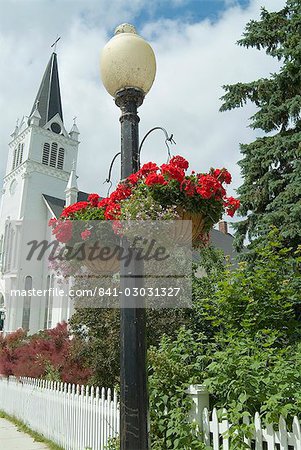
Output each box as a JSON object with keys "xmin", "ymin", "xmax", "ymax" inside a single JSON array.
[
  {"xmin": 0, "ymin": 376, "xmax": 119, "ymax": 450},
  {"xmin": 201, "ymin": 407, "xmax": 301, "ymax": 449},
  {"xmin": 1, "ymin": 377, "xmax": 301, "ymax": 449}
]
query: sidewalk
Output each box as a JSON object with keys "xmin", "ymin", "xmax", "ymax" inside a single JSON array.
[{"xmin": 0, "ymin": 418, "xmax": 50, "ymax": 449}]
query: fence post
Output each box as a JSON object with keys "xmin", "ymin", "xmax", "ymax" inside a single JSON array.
[{"xmin": 187, "ymin": 384, "xmax": 209, "ymax": 432}]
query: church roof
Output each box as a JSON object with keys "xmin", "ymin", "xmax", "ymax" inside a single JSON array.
[
  {"xmin": 43, "ymin": 191, "xmax": 89, "ymax": 218},
  {"xmin": 30, "ymin": 53, "xmax": 63, "ymax": 127}
]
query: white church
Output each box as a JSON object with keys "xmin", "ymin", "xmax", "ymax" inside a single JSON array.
[
  {"xmin": 0, "ymin": 52, "xmax": 88, "ymax": 334},
  {"xmin": 0, "ymin": 52, "xmax": 236, "ymax": 335}
]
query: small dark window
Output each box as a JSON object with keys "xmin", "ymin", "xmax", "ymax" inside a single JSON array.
[{"xmin": 51, "ymin": 122, "xmax": 61, "ymax": 134}]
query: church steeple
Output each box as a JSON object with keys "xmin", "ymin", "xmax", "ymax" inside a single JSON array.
[{"xmin": 29, "ymin": 52, "xmax": 63, "ymax": 127}]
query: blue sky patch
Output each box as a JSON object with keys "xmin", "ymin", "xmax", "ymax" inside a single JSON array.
[{"xmin": 135, "ymin": 0, "xmax": 250, "ymax": 28}]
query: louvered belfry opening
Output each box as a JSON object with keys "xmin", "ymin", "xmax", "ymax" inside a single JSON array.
[{"xmin": 42, "ymin": 142, "xmax": 64, "ymax": 170}]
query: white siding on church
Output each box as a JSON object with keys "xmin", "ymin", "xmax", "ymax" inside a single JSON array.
[{"xmin": 0, "ymin": 119, "xmax": 79, "ymax": 334}]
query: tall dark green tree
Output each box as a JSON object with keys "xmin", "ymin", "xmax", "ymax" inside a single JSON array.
[{"xmin": 221, "ymin": 0, "xmax": 301, "ymax": 251}]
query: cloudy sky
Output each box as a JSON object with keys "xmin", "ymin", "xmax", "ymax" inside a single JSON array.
[{"xmin": 0, "ymin": 0, "xmax": 286, "ymax": 208}]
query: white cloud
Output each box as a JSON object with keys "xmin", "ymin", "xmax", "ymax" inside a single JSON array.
[{"xmin": 0, "ymin": 0, "xmax": 286, "ymax": 209}]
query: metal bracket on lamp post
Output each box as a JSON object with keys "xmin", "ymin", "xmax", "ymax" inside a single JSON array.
[
  {"xmin": 103, "ymin": 152, "xmax": 121, "ymax": 196},
  {"xmin": 138, "ymin": 127, "xmax": 176, "ymax": 167},
  {"xmin": 104, "ymin": 126, "xmax": 175, "ymax": 196}
]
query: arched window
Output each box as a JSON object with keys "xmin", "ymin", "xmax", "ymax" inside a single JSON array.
[
  {"xmin": 3, "ymin": 224, "xmax": 8, "ymax": 271},
  {"xmin": 44, "ymin": 275, "xmax": 54, "ymax": 329},
  {"xmin": 42, "ymin": 142, "xmax": 64, "ymax": 170},
  {"xmin": 17, "ymin": 143, "xmax": 23, "ymax": 166},
  {"xmin": 0, "ymin": 234, "xmax": 4, "ymax": 267},
  {"xmin": 58, "ymin": 148, "xmax": 64, "ymax": 170},
  {"xmin": 0, "ymin": 293, "xmax": 5, "ymax": 332},
  {"xmin": 12, "ymin": 143, "xmax": 24, "ymax": 170},
  {"xmin": 8, "ymin": 228, "xmax": 15, "ymax": 270},
  {"xmin": 42, "ymin": 142, "xmax": 50, "ymax": 165},
  {"xmin": 43, "ymin": 275, "xmax": 50, "ymax": 329},
  {"xmin": 50, "ymin": 142, "xmax": 58, "ymax": 168},
  {"xmin": 12, "ymin": 149, "xmax": 17, "ymax": 170},
  {"xmin": 3, "ymin": 222, "xmax": 14, "ymax": 272},
  {"xmin": 22, "ymin": 276, "xmax": 32, "ymax": 330}
]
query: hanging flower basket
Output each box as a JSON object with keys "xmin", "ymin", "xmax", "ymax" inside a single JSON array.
[
  {"xmin": 98, "ymin": 155, "xmax": 240, "ymax": 247},
  {"xmin": 49, "ymin": 156, "xmax": 240, "ymax": 260}
]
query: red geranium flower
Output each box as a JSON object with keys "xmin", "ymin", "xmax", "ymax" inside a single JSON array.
[
  {"xmin": 224, "ymin": 197, "xmax": 240, "ymax": 217},
  {"xmin": 61, "ymin": 201, "xmax": 89, "ymax": 218},
  {"xmin": 197, "ymin": 174, "xmax": 222, "ymax": 199},
  {"xmin": 98, "ymin": 198, "xmax": 110, "ymax": 208},
  {"xmin": 161, "ymin": 163, "xmax": 185, "ymax": 183},
  {"xmin": 127, "ymin": 173, "xmax": 139, "ymax": 185},
  {"xmin": 196, "ymin": 186, "xmax": 212, "ymax": 199},
  {"xmin": 81, "ymin": 229, "xmax": 91, "ymax": 241},
  {"xmin": 104, "ymin": 203, "xmax": 121, "ymax": 220},
  {"xmin": 222, "ymin": 170, "xmax": 232, "ymax": 185},
  {"xmin": 53, "ymin": 221, "xmax": 73, "ymax": 243},
  {"xmin": 48, "ymin": 218, "xmax": 57, "ymax": 228},
  {"xmin": 181, "ymin": 179, "xmax": 195, "ymax": 196},
  {"xmin": 138, "ymin": 162, "xmax": 159, "ymax": 177},
  {"xmin": 170, "ymin": 155, "xmax": 189, "ymax": 170},
  {"xmin": 112, "ymin": 220, "xmax": 123, "ymax": 235},
  {"xmin": 213, "ymin": 168, "xmax": 232, "ymax": 184},
  {"xmin": 145, "ymin": 173, "xmax": 167, "ymax": 186},
  {"xmin": 88, "ymin": 193, "xmax": 100, "ymax": 207},
  {"xmin": 110, "ymin": 184, "xmax": 132, "ymax": 202}
]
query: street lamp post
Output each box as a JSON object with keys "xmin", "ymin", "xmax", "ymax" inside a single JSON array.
[{"xmin": 100, "ymin": 24, "xmax": 156, "ymax": 450}]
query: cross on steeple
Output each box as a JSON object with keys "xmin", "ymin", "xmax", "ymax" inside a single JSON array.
[{"xmin": 51, "ymin": 35, "xmax": 61, "ymax": 53}]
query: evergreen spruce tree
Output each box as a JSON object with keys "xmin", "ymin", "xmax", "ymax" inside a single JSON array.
[{"xmin": 221, "ymin": 0, "xmax": 301, "ymax": 251}]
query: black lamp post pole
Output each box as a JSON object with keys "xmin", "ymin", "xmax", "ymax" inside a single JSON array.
[{"xmin": 115, "ymin": 87, "xmax": 149, "ymax": 450}]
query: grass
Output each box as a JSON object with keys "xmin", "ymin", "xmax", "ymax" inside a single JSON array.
[{"xmin": 0, "ymin": 410, "xmax": 64, "ymax": 450}]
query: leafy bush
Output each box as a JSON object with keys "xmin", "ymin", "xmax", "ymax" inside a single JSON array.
[
  {"xmin": 192, "ymin": 228, "xmax": 301, "ymax": 342},
  {"xmin": 0, "ymin": 322, "xmax": 91, "ymax": 384},
  {"xmin": 206, "ymin": 330, "xmax": 301, "ymax": 422},
  {"xmin": 70, "ymin": 307, "xmax": 189, "ymax": 387},
  {"xmin": 148, "ymin": 328, "xmax": 209, "ymax": 449},
  {"xmin": 148, "ymin": 230, "xmax": 301, "ymax": 448}
]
